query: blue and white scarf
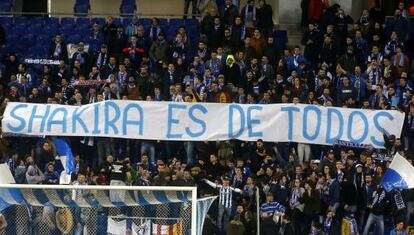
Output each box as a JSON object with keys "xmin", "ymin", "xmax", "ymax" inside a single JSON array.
[
  {"xmin": 244, "ymin": 5, "xmax": 256, "ymax": 22},
  {"xmin": 393, "ymin": 53, "xmax": 405, "ymax": 67}
]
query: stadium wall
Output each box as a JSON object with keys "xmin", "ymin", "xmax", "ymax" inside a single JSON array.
[{"xmin": 49, "ymin": 0, "xmax": 278, "ymax": 22}]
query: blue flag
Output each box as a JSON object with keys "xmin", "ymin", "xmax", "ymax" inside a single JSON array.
[
  {"xmin": 54, "ymin": 138, "xmax": 75, "ymax": 174},
  {"xmin": 381, "ymin": 153, "xmax": 414, "ymax": 192}
]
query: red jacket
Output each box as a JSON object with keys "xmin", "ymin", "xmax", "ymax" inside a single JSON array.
[
  {"xmin": 122, "ymin": 45, "xmax": 145, "ymax": 54},
  {"xmin": 308, "ymin": 0, "xmax": 323, "ymax": 21}
]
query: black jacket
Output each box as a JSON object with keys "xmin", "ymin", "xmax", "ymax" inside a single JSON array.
[
  {"xmin": 258, "ymin": 4, "xmax": 273, "ymax": 29},
  {"xmin": 219, "ymin": 4, "xmax": 238, "ymax": 26},
  {"xmin": 300, "ymin": 189, "xmax": 321, "ymax": 215},
  {"xmin": 222, "ymin": 63, "xmax": 241, "ymax": 87},
  {"xmin": 207, "ymin": 24, "xmax": 224, "ymax": 49},
  {"xmin": 48, "ymin": 42, "xmax": 68, "ymax": 62}
]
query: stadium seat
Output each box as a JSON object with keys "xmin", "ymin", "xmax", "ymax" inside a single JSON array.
[
  {"xmin": 0, "ymin": 17, "xmax": 13, "ymax": 24},
  {"xmin": 91, "ymin": 17, "xmax": 105, "ymax": 26},
  {"xmin": 67, "ymin": 34, "xmax": 82, "ymax": 43},
  {"xmin": 113, "ymin": 18, "xmax": 122, "ymax": 26},
  {"xmin": 76, "ymin": 18, "xmax": 90, "ymax": 27},
  {"xmin": 27, "ymin": 24, "xmax": 43, "ymax": 34},
  {"xmin": 139, "ymin": 18, "xmax": 151, "ymax": 27},
  {"xmin": 30, "ymin": 16, "xmax": 46, "ymax": 25},
  {"xmin": 0, "ymin": 2, "xmax": 13, "ymax": 12},
  {"xmin": 158, "ymin": 18, "xmax": 168, "ymax": 27},
  {"xmin": 2, "ymin": 22, "xmax": 12, "ymax": 31},
  {"xmin": 122, "ymin": 17, "xmax": 132, "ymax": 27},
  {"xmin": 13, "ymin": 16, "xmax": 28, "ymax": 26},
  {"xmin": 169, "ymin": 18, "xmax": 184, "ymax": 27},
  {"xmin": 75, "ymin": 24, "xmax": 90, "ymax": 35},
  {"xmin": 61, "ymin": 17, "xmax": 76, "ymax": 27},
  {"xmin": 45, "ymin": 25, "xmax": 59, "ymax": 36},
  {"xmin": 36, "ymin": 34, "xmax": 50, "ymax": 43},
  {"xmin": 45, "ymin": 17, "xmax": 60, "ymax": 26},
  {"xmin": 184, "ymin": 19, "xmax": 199, "ymax": 27},
  {"xmin": 60, "ymin": 28, "xmax": 76, "ymax": 38}
]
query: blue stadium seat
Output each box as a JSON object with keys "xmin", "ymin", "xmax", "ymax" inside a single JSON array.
[
  {"xmin": 0, "ymin": 2, "xmax": 13, "ymax": 12},
  {"xmin": 0, "ymin": 45, "xmax": 11, "ymax": 55},
  {"xmin": 1, "ymin": 22, "xmax": 12, "ymax": 31},
  {"xmin": 166, "ymin": 28, "xmax": 177, "ymax": 42},
  {"xmin": 158, "ymin": 18, "xmax": 168, "ymax": 27},
  {"xmin": 113, "ymin": 18, "xmax": 122, "ymax": 26},
  {"xmin": 45, "ymin": 26, "xmax": 59, "ymax": 35},
  {"xmin": 139, "ymin": 18, "xmax": 151, "ymax": 27},
  {"xmin": 8, "ymin": 27, "xmax": 25, "ymax": 36},
  {"xmin": 72, "ymin": 28, "xmax": 84, "ymax": 35},
  {"xmin": 80, "ymin": 35, "xmax": 90, "ymax": 44},
  {"xmin": 25, "ymin": 53, "xmax": 36, "ymax": 59},
  {"xmin": 168, "ymin": 24, "xmax": 180, "ymax": 33},
  {"xmin": 30, "ymin": 17, "xmax": 46, "ymax": 25},
  {"xmin": 75, "ymin": 24, "xmax": 90, "ymax": 34},
  {"xmin": 67, "ymin": 34, "xmax": 82, "ymax": 44},
  {"xmin": 6, "ymin": 34, "xmax": 18, "ymax": 44},
  {"xmin": 13, "ymin": 45, "xmax": 26, "ymax": 53},
  {"xmin": 14, "ymin": 22, "xmax": 27, "ymax": 29},
  {"xmin": 59, "ymin": 25, "xmax": 75, "ymax": 34},
  {"xmin": 45, "ymin": 17, "xmax": 60, "ymax": 26},
  {"xmin": 76, "ymin": 18, "xmax": 90, "ymax": 27},
  {"xmin": 61, "ymin": 17, "xmax": 76, "ymax": 26},
  {"xmin": 22, "ymin": 33, "xmax": 34, "ymax": 41},
  {"xmin": 91, "ymin": 18, "xmax": 105, "ymax": 26},
  {"xmin": 185, "ymin": 19, "xmax": 199, "ymax": 27},
  {"xmin": 13, "ymin": 16, "xmax": 28, "ymax": 26},
  {"xmin": 169, "ymin": 18, "xmax": 184, "ymax": 27},
  {"xmin": 27, "ymin": 24, "xmax": 43, "ymax": 34},
  {"xmin": 0, "ymin": 17, "xmax": 13, "ymax": 24},
  {"xmin": 36, "ymin": 34, "xmax": 50, "ymax": 43},
  {"xmin": 122, "ymin": 18, "xmax": 132, "ymax": 27}
]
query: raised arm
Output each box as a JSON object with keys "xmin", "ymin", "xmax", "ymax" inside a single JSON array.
[{"xmin": 203, "ymin": 179, "xmax": 219, "ymax": 189}]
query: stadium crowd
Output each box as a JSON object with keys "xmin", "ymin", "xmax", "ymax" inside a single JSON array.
[{"xmin": 0, "ymin": 0, "xmax": 413, "ymax": 234}]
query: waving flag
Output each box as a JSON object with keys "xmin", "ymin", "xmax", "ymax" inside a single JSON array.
[
  {"xmin": 54, "ymin": 138, "xmax": 75, "ymax": 174},
  {"xmin": 381, "ymin": 153, "xmax": 414, "ymax": 191}
]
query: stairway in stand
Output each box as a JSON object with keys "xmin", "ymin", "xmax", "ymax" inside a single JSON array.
[{"xmin": 275, "ymin": 23, "xmax": 305, "ymax": 50}]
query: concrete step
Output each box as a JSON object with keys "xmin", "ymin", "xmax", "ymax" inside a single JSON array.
[{"xmin": 276, "ymin": 23, "xmax": 304, "ymax": 49}]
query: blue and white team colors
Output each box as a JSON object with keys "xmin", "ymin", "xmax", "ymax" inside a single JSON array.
[{"xmin": 381, "ymin": 153, "xmax": 414, "ymax": 192}]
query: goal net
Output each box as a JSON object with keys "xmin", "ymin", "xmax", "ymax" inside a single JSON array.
[{"xmin": 0, "ymin": 185, "xmax": 215, "ymax": 235}]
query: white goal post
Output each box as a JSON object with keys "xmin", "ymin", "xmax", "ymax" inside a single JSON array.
[{"xmin": 0, "ymin": 184, "xmax": 200, "ymax": 235}]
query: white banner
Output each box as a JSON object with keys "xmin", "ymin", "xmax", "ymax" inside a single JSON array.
[{"xmin": 1, "ymin": 101, "xmax": 405, "ymax": 148}]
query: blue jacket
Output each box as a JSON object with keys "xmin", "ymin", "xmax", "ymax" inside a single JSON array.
[
  {"xmin": 44, "ymin": 171, "xmax": 59, "ymax": 184},
  {"xmin": 346, "ymin": 72, "xmax": 368, "ymax": 100},
  {"xmin": 390, "ymin": 229, "xmax": 407, "ymax": 235},
  {"xmin": 286, "ymin": 54, "xmax": 306, "ymax": 72}
]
